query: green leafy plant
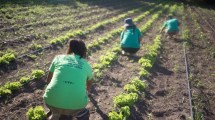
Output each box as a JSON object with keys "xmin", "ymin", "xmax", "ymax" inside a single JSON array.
[
  {"xmin": 26, "ymin": 106, "xmax": 46, "ymax": 120},
  {"xmin": 29, "ymin": 43, "xmax": 42, "ymax": 50},
  {"xmin": 0, "ymin": 52, "xmax": 16, "ymax": 65},
  {"xmin": 31, "ymin": 70, "xmax": 45, "ymax": 79},
  {"xmin": 130, "ymin": 78, "xmax": 148, "ymax": 91},
  {"xmin": 20, "ymin": 76, "xmax": 31, "ymax": 83},
  {"xmin": 124, "ymin": 84, "xmax": 138, "ymax": 93},
  {"xmin": 108, "ymin": 106, "xmax": 130, "ymax": 120},
  {"xmin": 0, "ymin": 87, "xmax": 11, "ymax": 96},
  {"xmin": 4, "ymin": 81, "xmax": 22, "ymax": 91},
  {"xmin": 108, "ymin": 111, "xmax": 123, "ymax": 120},
  {"xmin": 113, "ymin": 93, "xmax": 138, "ymax": 107},
  {"xmin": 138, "ymin": 58, "xmax": 152, "ymax": 69}
]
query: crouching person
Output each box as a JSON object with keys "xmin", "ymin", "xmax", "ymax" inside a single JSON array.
[
  {"xmin": 120, "ymin": 18, "xmax": 142, "ymax": 55},
  {"xmin": 43, "ymin": 40, "xmax": 93, "ymax": 120},
  {"xmin": 160, "ymin": 15, "xmax": 180, "ymax": 39}
]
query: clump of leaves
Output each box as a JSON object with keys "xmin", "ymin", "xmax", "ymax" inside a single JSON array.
[
  {"xmin": 0, "ymin": 52, "xmax": 15, "ymax": 65},
  {"xmin": 108, "ymin": 106, "xmax": 130, "ymax": 120},
  {"xmin": 138, "ymin": 68, "xmax": 149, "ymax": 77},
  {"xmin": 31, "ymin": 70, "xmax": 45, "ymax": 79},
  {"xmin": 124, "ymin": 78, "xmax": 148, "ymax": 93},
  {"xmin": 113, "ymin": 93, "xmax": 138, "ymax": 107},
  {"xmin": 26, "ymin": 106, "xmax": 46, "ymax": 120},
  {"xmin": 0, "ymin": 87, "xmax": 11, "ymax": 96},
  {"xmin": 20, "ymin": 76, "xmax": 31, "ymax": 83},
  {"xmin": 4, "ymin": 81, "xmax": 22, "ymax": 91},
  {"xmin": 29, "ymin": 43, "xmax": 42, "ymax": 50},
  {"xmin": 108, "ymin": 111, "xmax": 123, "ymax": 120},
  {"xmin": 130, "ymin": 77, "xmax": 148, "ymax": 91}
]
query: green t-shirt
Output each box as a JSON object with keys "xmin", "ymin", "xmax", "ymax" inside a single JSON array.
[
  {"xmin": 163, "ymin": 18, "xmax": 179, "ymax": 32},
  {"xmin": 120, "ymin": 28, "xmax": 142, "ymax": 48},
  {"xmin": 43, "ymin": 54, "xmax": 93, "ymax": 109}
]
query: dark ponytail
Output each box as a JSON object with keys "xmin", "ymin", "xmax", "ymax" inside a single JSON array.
[{"xmin": 67, "ymin": 40, "xmax": 87, "ymax": 59}]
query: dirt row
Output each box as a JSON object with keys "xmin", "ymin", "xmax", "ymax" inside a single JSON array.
[{"xmin": 185, "ymin": 5, "xmax": 215, "ymax": 120}]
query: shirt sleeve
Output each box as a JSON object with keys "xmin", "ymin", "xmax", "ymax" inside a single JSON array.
[{"xmin": 49, "ymin": 56, "xmax": 58, "ymax": 73}]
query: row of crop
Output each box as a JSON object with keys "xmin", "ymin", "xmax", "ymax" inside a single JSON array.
[
  {"xmin": 108, "ymin": 35, "xmax": 162, "ymax": 120},
  {"xmin": 90, "ymin": 3, "xmax": 168, "ymax": 78},
  {"xmin": 1, "ymin": 0, "xmax": 129, "ymax": 24},
  {"xmin": 0, "ymin": 5, "xmax": 152, "ymax": 66},
  {"xmin": 1, "ymin": 7, "xmax": 112, "ymax": 32},
  {"xmin": 1, "ymin": 0, "xmax": 140, "ymax": 34},
  {"xmin": 108, "ymin": 3, "xmax": 180, "ymax": 119},
  {"xmin": 0, "ymin": 4, "xmax": 162, "ymax": 98},
  {"xmin": 0, "ymin": 9, "xmax": 117, "ymax": 45},
  {"xmin": 23, "ymin": 25, "xmax": 163, "ymax": 120},
  {"xmin": 0, "ymin": 10, "xmax": 118, "ymax": 53},
  {"xmin": 87, "ymin": 3, "xmax": 163, "ymax": 54},
  {"xmin": 23, "ymin": 3, "xmax": 170, "ymax": 119},
  {"xmin": 0, "ymin": 70, "xmax": 45, "ymax": 97},
  {"xmin": 1, "ymin": 0, "xmax": 141, "ymax": 41}
]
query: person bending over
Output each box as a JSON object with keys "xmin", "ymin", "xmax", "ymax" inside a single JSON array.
[
  {"xmin": 43, "ymin": 40, "xmax": 93, "ymax": 120},
  {"xmin": 120, "ymin": 18, "xmax": 142, "ymax": 55},
  {"xmin": 160, "ymin": 15, "xmax": 180, "ymax": 39}
]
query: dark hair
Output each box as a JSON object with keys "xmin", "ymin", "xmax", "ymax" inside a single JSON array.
[
  {"xmin": 67, "ymin": 40, "xmax": 87, "ymax": 58},
  {"xmin": 125, "ymin": 25, "xmax": 136, "ymax": 34}
]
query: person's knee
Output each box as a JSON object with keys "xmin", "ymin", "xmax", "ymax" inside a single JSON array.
[{"xmin": 76, "ymin": 109, "xmax": 90, "ymax": 120}]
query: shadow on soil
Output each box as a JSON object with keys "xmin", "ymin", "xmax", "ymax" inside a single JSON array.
[
  {"xmin": 0, "ymin": 60, "xmax": 17, "ymax": 75},
  {"xmin": 0, "ymin": 76, "xmax": 46, "ymax": 105},
  {"xmin": 88, "ymin": 94, "xmax": 108, "ymax": 120}
]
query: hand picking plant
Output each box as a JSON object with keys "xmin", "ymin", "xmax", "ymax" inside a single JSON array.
[{"xmin": 26, "ymin": 106, "xmax": 46, "ymax": 120}]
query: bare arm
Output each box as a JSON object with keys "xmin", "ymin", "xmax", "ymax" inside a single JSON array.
[
  {"xmin": 160, "ymin": 26, "xmax": 165, "ymax": 33},
  {"xmin": 46, "ymin": 72, "xmax": 53, "ymax": 84},
  {"xmin": 87, "ymin": 80, "xmax": 93, "ymax": 92},
  {"xmin": 138, "ymin": 37, "xmax": 142, "ymax": 43}
]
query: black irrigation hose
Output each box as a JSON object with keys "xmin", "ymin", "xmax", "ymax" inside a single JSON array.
[{"xmin": 183, "ymin": 44, "xmax": 194, "ymax": 120}]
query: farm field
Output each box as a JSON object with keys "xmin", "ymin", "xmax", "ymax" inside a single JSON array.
[{"xmin": 0, "ymin": 0, "xmax": 215, "ymax": 120}]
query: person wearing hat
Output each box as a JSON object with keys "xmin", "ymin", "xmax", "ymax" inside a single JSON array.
[
  {"xmin": 120, "ymin": 18, "xmax": 142, "ymax": 55},
  {"xmin": 160, "ymin": 15, "xmax": 180, "ymax": 38}
]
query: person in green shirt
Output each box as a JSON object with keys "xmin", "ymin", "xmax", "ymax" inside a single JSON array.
[
  {"xmin": 120, "ymin": 18, "xmax": 142, "ymax": 55},
  {"xmin": 160, "ymin": 15, "xmax": 180, "ymax": 38},
  {"xmin": 43, "ymin": 40, "xmax": 93, "ymax": 120}
]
